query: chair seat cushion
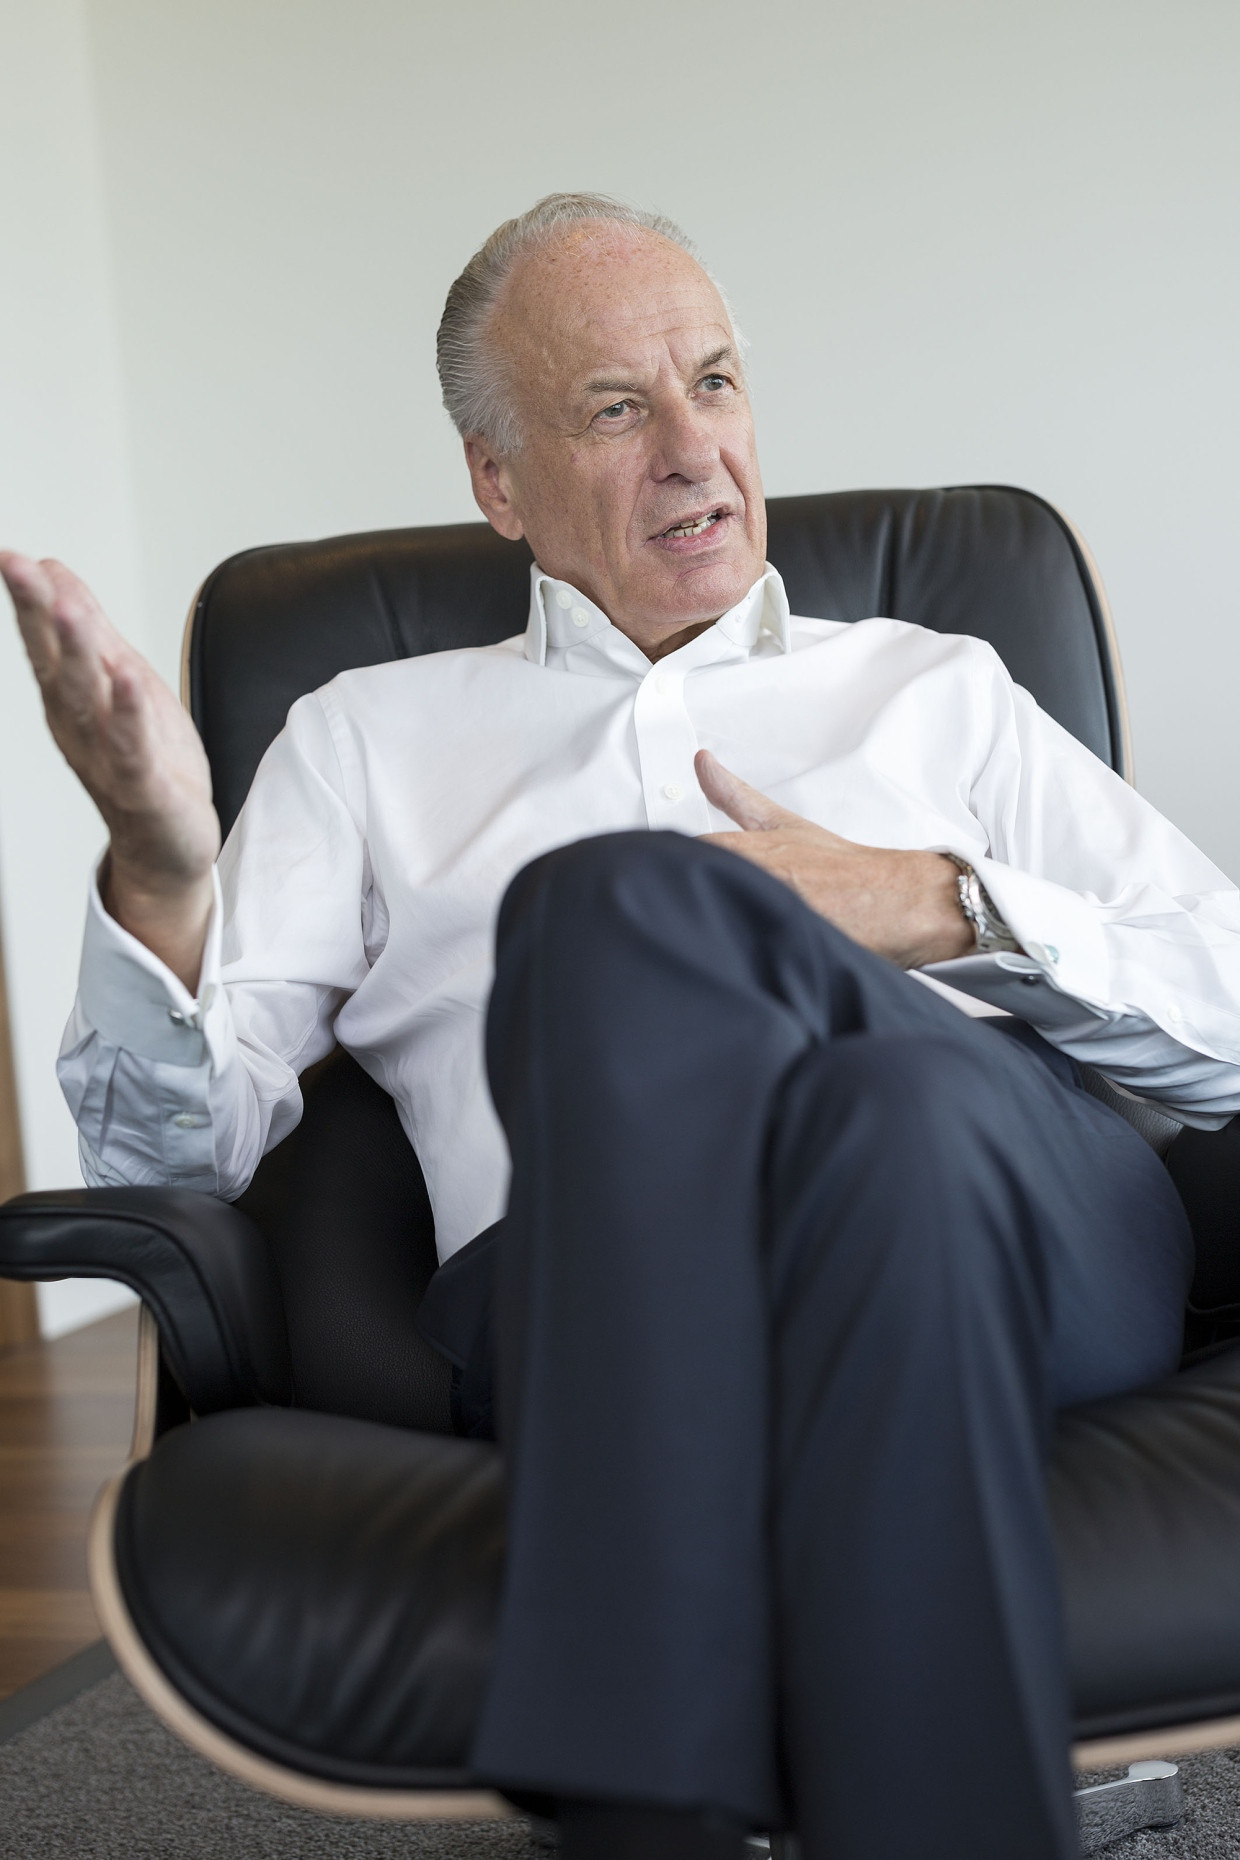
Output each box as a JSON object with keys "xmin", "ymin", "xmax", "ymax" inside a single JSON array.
[
  {"xmin": 1053, "ymin": 1341, "xmax": 1240, "ymax": 1738},
  {"xmin": 116, "ymin": 1345, "xmax": 1240, "ymax": 1784},
  {"xmin": 114, "ymin": 1408, "xmax": 504, "ymax": 1786}
]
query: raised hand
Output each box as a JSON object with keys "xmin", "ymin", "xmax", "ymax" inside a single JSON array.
[
  {"xmin": 695, "ymin": 749, "xmax": 974, "ymax": 970},
  {"xmin": 1, "ymin": 553, "xmax": 220, "ymax": 992}
]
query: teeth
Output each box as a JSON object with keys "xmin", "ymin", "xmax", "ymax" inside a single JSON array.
[{"xmin": 664, "ymin": 511, "xmax": 720, "ymax": 539}]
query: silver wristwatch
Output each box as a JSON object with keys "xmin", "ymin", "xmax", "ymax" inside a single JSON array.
[{"xmin": 943, "ymin": 855, "xmax": 1021, "ymax": 955}]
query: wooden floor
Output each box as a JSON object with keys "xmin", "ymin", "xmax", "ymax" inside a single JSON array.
[{"xmin": 0, "ymin": 1306, "xmax": 138, "ymax": 1699}]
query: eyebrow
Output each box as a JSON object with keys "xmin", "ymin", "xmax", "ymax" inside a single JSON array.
[{"xmin": 581, "ymin": 344, "xmax": 737, "ymax": 398}]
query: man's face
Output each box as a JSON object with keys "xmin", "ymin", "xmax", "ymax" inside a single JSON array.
[{"xmin": 465, "ymin": 224, "xmax": 767, "ymax": 658}]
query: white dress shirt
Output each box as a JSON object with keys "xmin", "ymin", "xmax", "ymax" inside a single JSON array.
[{"xmin": 59, "ymin": 566, "xmax": 1240, "ymax": 1262}]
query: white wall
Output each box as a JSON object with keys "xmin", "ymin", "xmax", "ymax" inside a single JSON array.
[
  {"xmin": 82, "ymin": 0, "xmax": 1240, "ymax": 859},
  {"xmin": 0, "ymin": 0, "xmax": 142, "ymax": 1333},
  {"xmin": 3, "ymin": 0, "xmax": 1239, "ymax": 1327}
]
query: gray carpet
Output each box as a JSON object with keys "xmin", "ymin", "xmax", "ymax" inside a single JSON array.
[
  {"xmin": 0, "ymin": 1671, "xmax": 541, "ymax": 1860},
  {"xmin": 4, "ymin": 1664, "xmax": 1240, "ymax": 1856}
]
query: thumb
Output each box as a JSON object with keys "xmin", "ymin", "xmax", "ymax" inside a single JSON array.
[{"xmin": 695, "ymin": 749, "xmax": 797, "ymax": 831}]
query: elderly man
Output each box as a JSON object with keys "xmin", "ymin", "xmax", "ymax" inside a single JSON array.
[{"xmin": 5, "ymin": 192, "xmax": 1240, "ymax": 1860}]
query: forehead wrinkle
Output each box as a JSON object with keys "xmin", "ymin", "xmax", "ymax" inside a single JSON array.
[
  {"xmin": 502, "ymin": 224, "xmax": 722, "ymax": 342},
  {"xmin": 581, "ymin": 343, "xmax": 738, "ymax": 400},
  {"xmin": 492, "ymin": 223, "xmax": 734, "ymax": 433}
]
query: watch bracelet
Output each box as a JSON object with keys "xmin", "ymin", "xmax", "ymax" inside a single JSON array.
[{"xmin": 942, "ymin": 853, "xmax": 1020, "ymax": 955}]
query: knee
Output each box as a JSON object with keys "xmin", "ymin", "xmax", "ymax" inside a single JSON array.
[
  {"xmin": 503, "ymin": 829, "xmax": 690, "ymax": 916},
  {"xmin": 492, "ymin": 833, "xmax": 704, "ymax": 1011},
  {"xmin": 497, "ymin": 829, "xmax": 767, "ymax": 960}
]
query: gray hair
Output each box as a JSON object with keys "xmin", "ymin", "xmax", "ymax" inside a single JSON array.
[{"xmin": 436, "ymin": 192, "xmax": 744, "ymax": 456}]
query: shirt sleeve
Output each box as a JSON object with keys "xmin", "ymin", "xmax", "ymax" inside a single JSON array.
[
  {"xmin": 57, "ymin": 691, "xmax": 370, "ymax": 1197},
  {"xmin": 923, "ymin": 647, "xmax": 1240, "ymax": 1127}
]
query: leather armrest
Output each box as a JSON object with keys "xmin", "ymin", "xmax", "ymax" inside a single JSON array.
[
  {"xmin": 1166, "ymin": 1118, "xmax": 1240, "ymax": 1316},
  {"xmin": 0, "ymin": 1188, "xmax": 293, "ymax": 1413}
]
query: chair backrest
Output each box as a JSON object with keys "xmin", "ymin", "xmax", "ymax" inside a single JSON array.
[
  {"xmin": 193, "ymin": 486, "xmax": 1127, "ymax": 1431},
  {"xmin": 189, "ymin": 486, "xmax": 1127, "ymax": 838}
]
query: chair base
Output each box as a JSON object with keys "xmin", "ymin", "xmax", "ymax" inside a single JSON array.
[{"xmin": 1074, "ymin": 1762, "xmax": 1184, "ymax": 1853}]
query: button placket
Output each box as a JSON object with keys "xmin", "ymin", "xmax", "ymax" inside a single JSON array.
[{"xmin": 633, "ymin": 668, "xmax": 710, "ymax": 832}]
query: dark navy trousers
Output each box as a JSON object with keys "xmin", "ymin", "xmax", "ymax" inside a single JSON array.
[{"xmin": 417, "ymin": 831, "xmax": 1193, "ymax": 1860}]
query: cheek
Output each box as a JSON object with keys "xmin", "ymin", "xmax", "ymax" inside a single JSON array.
[
  {"xmin": 724, "ymin": 430, "xmax": 763, "ymax": 497},
  {"xmin": 529, "ymin": 469, "xmax": 583, "ymax": 533},
  {"xmin": 582, "ymin": 459, "xmax": 643, "ymax": 541},
  {"xmin": 559, "ymin": 457, "xmax": 610, "ymax": 532}
]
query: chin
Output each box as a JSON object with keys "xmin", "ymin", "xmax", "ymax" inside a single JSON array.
[{"xmin": 657, "ymin": 556, "xmax": 762, "ymax": 624}]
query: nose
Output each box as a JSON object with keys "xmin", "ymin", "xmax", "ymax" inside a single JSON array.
[{"xmin": 649, "ymin": 395, "xmax": 720, "ymax": 485}]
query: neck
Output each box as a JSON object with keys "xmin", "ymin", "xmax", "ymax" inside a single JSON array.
[{"xmin": 625, "ymin": 616, "xmax": 718, "ymax": 663}]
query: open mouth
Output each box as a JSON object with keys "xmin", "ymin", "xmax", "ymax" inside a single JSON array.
[{"xmin": 657, "ymin": 508, "xmax": 725, "ymax": 541}]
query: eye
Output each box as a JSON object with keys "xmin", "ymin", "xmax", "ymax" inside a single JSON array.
[
  {"xmin": 698, "ymin": 373, "xmax": 731, "ymax": 394},
  {"xmin": 596, "ymin": 399, "xmax": 634, "ymax": 422}
]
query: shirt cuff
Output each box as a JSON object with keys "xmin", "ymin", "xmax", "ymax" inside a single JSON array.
[
  {"xmin": 77, "ymin": 863, "xmax": 225, "ymax": 1067},
  {"xmin": 919, "ymin": 950, "xmax": 1110, "ymax": 1032},
  {"xmin": 962, "ymin": 856, "xmax": 1112, "ymax": 1010}
]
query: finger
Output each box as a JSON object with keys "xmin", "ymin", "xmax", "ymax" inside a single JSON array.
[
  {"xmin": 32, "ymin": 562, "xmax": 132, "ymax": 731},
  {"xmin": 42, "ymin": 602, "xmax": 116, "ymax": 730},
  {"xmin": 41, "ymin": 559, "xmax": 124, "ymax": 654},
  {"xmin": 2, "ymin": 555, "xmax": 123, "ymax": 703},
  {"xmin": 1, "ymin": 552, "xmax": 64, "ymax": 679},
  {"xmin": 105, "ymin": 660, "xmax": 153, "ymax": 771},
  {"xmin": 0, "ymin": 551, "xmax": 57, "ymax": 611},
  {"xmin": 694, "ymin": 748, "xmax": 799, "ymax": 832}
]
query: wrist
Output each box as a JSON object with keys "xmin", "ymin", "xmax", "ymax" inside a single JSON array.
[
  {"xmin": 887, "ymin": 851, "xmax": 976, "ymax": 967},
  {"xmin": 101, "ymin": 852, "xmax": 215, "ymax": 995},
  {"xmin": 103, "ymin": 851, "xmax": 214, "ymax": 915}
]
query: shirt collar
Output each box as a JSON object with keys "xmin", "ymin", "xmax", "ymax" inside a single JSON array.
[{"xmin": 523, "ymin": 564, "xmax": 791, "ymax": 672}]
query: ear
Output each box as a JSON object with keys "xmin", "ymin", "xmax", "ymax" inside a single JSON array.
[{"xmin": 464, "ymin": 438, "xmax": 526, "ymax": 543}]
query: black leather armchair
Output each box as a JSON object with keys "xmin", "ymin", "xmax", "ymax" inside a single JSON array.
[{"xmin": 5, "ymin": 488, "xmax": 1240, "ymax": 1830}]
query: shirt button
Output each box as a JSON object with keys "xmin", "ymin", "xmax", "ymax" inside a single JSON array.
[
  {"xmin": 1167, "ymin": 1002, "xmax": 1184, "ymax": 1024},
  {"xmin": 555, "ymin": 589, "xmax": 573, "ymax": 609},
  {"xmin": 663, "ymin": 782, "xmax": 683, "ymax": 802},
  {"xmin": 653, "ymin": 674, "xmax": 668, "ymax": 694},
  {"xmin": 1044, "ymin": 945, "xmax": 1060, "ymax": 964},
  {"xmin": 571, "ymin": 607, "xmax": 590, "ymax": 628},
  {"xmin": 172, "ymin": 1113, "xmax": 200, "ymax": 1130}
]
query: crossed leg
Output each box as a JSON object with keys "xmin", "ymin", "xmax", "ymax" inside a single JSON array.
[{"xmin": 466, "ymin": 831, "xmax": 1192, "ymax": 1860}]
